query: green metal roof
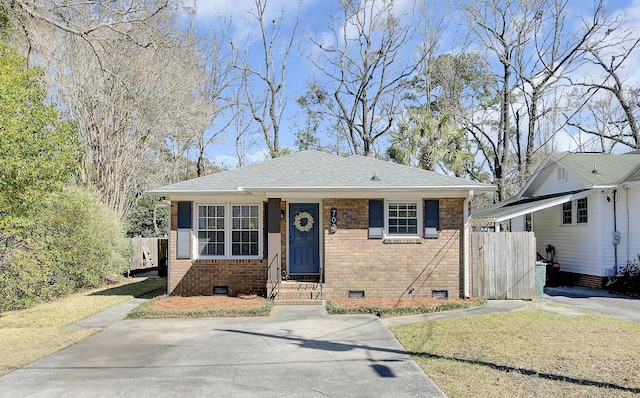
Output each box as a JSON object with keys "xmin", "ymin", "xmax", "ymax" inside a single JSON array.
[{"xmin": 551, "ymin": 152, "xmax": 640, "ymax": 185}]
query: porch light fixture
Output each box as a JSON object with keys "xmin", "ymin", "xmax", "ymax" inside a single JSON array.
[{"xmin": 370, "ymin": 173, "xmax": 381, "ymax": 181}]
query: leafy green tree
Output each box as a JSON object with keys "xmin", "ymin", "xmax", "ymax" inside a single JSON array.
[
  {"xmin": 126, "ymin": 196, "xmax": 169, "ymax": 238},
  {"xmin": 387, "ymin": 107, "xmax": 474, "ymax": 177},
  {"xmin": 0, "ymin": 40, "xmax": 79, "ymax": 220}
]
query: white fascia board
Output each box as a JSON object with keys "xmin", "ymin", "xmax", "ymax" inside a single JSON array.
[
  {"xmin": 257, "ymin": 188, "xmax": 491, "ymax": 200},
  {"xmin": 246, "ymin": 185, "xmax": 495, "ymax": 193},
  {"xmin": 473, "ymin": 190, "xmax": 593, "ymax": 223}
]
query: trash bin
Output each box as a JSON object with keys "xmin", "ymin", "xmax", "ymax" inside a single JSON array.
[{"xmin": 535, "ymin": 261, "xmax": 547, "ymax": 299}]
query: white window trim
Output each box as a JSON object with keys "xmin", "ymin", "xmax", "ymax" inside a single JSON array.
[
  {"xmin": 384, "ymin": 200, "xmax": 423, "ymax": 238},
  {"xmin": 561, "ymin": 201, "xmax": 572, "ymax": 225},
  {"xmin": 576, "ymin": 197, "xmax": 588, "ymax": 224},
  {"xmin": 194, "ymin": 203, "xmax": 263, "ymax": 260}
]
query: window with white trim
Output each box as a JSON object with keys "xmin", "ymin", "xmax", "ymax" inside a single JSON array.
[
  {"xmin": 562, "ymin": 202, "xmax": 572, "ymax": 225},
  {"xmin": 198, "ymin": 205, "xmax": 225, "ymax": 256},
  {"xmin": 576, "ymin": 198, "xmax": 588, "ymax": 224},
  {"xmin": 196, "ymin": 203, "xmax": 261, "ymax": 258},
  {"xmin": 525, "ymin": 213, "xmax": 533, "ymax": 232},
  {"xmin": 231, "ymin": 205, "xmax": 259, "ymax": 256},
  {"xmin": 387, "ymin": 202, "xmax": 419, "ymax": 235}
]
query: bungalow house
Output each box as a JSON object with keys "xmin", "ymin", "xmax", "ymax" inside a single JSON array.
[
  {"xmin": 473, "ymin": 151, "xmax": 640, "ymax": 288},
  {"xmin": 147, "ymin": 150, "xmax": 494, "ymax": 301}
]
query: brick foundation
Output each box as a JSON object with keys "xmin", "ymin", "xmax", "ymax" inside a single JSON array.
[{"xmin": 558, "ymin": 272, "xmax": 606, "ymax": 289}]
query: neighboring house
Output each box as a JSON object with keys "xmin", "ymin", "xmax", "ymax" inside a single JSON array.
[
  {"xmin": 147, "ymin": 150, "xmax": 494, "ymax": 300},
  {"xmin": 473, "ymin": 151, "xmax": 640, "ymax": 288}
]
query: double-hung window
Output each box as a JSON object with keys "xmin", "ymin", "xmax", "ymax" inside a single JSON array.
[
  {"xmin": 231, "ymin": 205, "xmax": 259, "ymax": 256},
  {"xmin": 198, "ymin": 205, "xmax": 225, "ymax": 256},
  {"xmin": 576, "ymin": 198, "xmax": 588, "ymax": 224},
  {"xmin": 197, "ymin": 204, "xmax": 260, "ymax": 258},
  {"xmin": 387, "ymin": 202, "xmax": 419, "ymax": 236},
  {"xmin": 562, "ymin": 202, "xmax": 572, "ymax": 225}
]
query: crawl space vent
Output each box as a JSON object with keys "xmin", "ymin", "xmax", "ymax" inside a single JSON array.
[
  {"xmin": 213, "ymin": 286, "xmax": 229, "ymax": 296},
  {"xmin": 348, "ymin": 290, "xmax": 365, "ymax": 298},
  {"xmin": 432, "ymin": 290, "xmax": 448, "ymax": 299}
]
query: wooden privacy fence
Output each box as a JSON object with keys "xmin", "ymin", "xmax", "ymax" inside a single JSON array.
[
  {"xmin": 130, "ymin": 237, "xmax": 168, "ymax": 275},
  {"xmin": 471, "ymin": 232, "xmax": 537, "ymax": 300}
]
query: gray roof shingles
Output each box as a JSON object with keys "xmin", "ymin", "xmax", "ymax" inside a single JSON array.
[{"xmin": 148, "ymin": 150, "xmax": 494, "ymax": 194}]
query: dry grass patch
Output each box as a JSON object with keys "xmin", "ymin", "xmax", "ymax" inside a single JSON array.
[
  {"xmin": 391, "ymin": 306, "xmax": 640, "ymax": 398},
  {"xmin": 0, "ymin": 276, "xmax": 166, "ymax": 376}
]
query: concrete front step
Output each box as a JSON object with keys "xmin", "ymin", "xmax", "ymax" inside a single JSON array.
[{"xmin": 269, "ymin": 281, "xmax": 323, "ymax": 303}]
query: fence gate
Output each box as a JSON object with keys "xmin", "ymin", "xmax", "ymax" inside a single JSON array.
[
  {"xmin": 130, "ymin": 237, "xmax": 168, "ymax": 276},
  {"xmin": 471, "ymin": 232, "xmax": 536, "ymax": 300}
]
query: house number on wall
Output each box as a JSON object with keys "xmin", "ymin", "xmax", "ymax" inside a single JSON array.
[{"xmin": 330, "ymin": 208, "xmax": 337, "ymax": 233}]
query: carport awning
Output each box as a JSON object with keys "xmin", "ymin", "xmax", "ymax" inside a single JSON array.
[{"xmin": 472, "ymin": 190, "xmax": 591, "ymax": 223}]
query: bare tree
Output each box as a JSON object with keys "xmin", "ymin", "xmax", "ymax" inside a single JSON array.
[
  {"xmin": 305, "ymin": 0, "xmax": 425, "ymax": 156},
  {"xmin": 461, "ymin": 0, "xmax": 608, "ymax": 200},
  {"xmin": 568, "ymin": 18, "xmax": 640, "ymax": 150},
  {"xmin": 234, "ymin": 0, "xmax": 300, "ymax": 159},
  {"xmin": 1, "ymin": 0, "xmax": 170, "ymax": 65},
  {"xmin": 43, "ymin": 15, "xmax": 210, "ymax": 217},
  {"xmin": 194, "ymin": 28, "xmax": 239, "ymax": 176}
]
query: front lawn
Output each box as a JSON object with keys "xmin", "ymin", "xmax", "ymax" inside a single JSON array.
[
  {"xmin": 0, "ymin": 276, "xmax": 166, "ymax": 376},
  {"xmin": 391, "ymin": 307, "xmax": 640, "ymax": 398}
]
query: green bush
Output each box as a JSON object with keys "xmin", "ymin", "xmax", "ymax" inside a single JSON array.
[
  {"xmin": 0, "ymin": 186, "xmax": 130, "ymax": 311},
  {"xmin": 608, "ymin": 255, "xmax": 640, "ymax": 297}
]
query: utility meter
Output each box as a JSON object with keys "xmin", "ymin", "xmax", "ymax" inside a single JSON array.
[{"xmin": 612, "ymin": 231, "xmax": 621, "ymax": 245}]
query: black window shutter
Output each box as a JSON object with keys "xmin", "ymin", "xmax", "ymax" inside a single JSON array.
[
  {"xmin": 424, "ymin": 200, "xmax": 439, "ymax": 238},
  {"xmin": 368, "ymin": 200, "xmax": 384, "ymax": 238},
  {"xmin": 177, "ymin": 201, "xmax": 192, "ymax": 229},
  {"xmin": 177, "ymin": 201, "xmax": 192, "ymax": 258},
  {"xmin": 263, "ymin": 202, "xmax": 268, "ymax": 259}
]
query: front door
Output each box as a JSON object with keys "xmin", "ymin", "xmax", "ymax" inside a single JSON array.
[{"xmin": 289, "ymin": 203, "xmax": 320, "ymax": 274}]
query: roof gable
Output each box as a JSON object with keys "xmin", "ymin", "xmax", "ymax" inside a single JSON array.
[
  {"xmin": 520, "ymin": 151, "xmax": 640, "ymax": 197},
  {"xmin": 147, "ymin": 150, "xmax": 494, "ymax": 195}
]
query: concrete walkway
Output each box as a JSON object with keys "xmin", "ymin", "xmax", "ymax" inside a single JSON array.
[{"xmin": 0, "ymin": 305, "xmax": 446, "ymax": 398}]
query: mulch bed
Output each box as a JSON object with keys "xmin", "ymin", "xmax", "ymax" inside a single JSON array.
[
  {"xmin": 146, "ymin": 295, "xmax": 464, "ymax": 312},
  {"xmin": 329, "ymin": 297, "xmax": 466, "ymax": 309},
  {"xmin": 146, "ymin": 295, "xmax": 267, "ymax": 311}
]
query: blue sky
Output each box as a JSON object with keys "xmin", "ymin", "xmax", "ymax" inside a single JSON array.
[{"xmin": 190, "ymin": 0, "xmax": 640, "ymax": 168}]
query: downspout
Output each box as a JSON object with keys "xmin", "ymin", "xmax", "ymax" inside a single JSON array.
[
  {"xmin": 463, "ymin": 190, "xmax": 474, "ymax": 299},
  {"xmin": 613, "ymin": 189, "xmax": 618, "ymax": 275}
]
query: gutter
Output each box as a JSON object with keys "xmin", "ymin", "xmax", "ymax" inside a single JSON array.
[{"xmin": 463, "ymin": 190, "xmax": 474, "ymax": 299}]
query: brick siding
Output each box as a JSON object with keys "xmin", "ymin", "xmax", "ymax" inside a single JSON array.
[
  {"xmin": 322, "ymin": 198, "xmax": 465, "ymax": 299},
  {"xmin": 168, "ymin": 202, "xmax": 267, "ymax": 297},
  {"xmin": 168, "ymin": 198, "xmax": 467, "ymax": 298}
]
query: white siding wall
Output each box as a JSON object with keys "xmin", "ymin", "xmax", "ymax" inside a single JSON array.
[
  {"xmin": 533, "ymin": 192, "xmax": 603, "ymax": 276},
  {"xmin": 598, "ymin": 186, "xmax": 640, "ymax": 274},
  {"xmin": 624, "ymin": 186, "xmax": 640, "ymax": 267},
  {"xmin": 599, "ymin": 190, "xmax": 618, "ymax": 275},
  {"xmin": 511, "ymin": 215, "xmax": 526, "ymax": 232},
  {"xmin": 533, "ymin": 165, "xmax": 588, "ymax": 196}
]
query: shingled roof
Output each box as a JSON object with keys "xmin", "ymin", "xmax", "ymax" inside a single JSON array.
[{"xmin": 147, "ymin": 150, "xmax": 494, "ymax": 196}]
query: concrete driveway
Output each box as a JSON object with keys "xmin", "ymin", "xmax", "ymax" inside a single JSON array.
[
  {"xmin": 0, "ymin": 306, "xmax": 445, "ymax": 398},
  {"xmin": 544, "ymin": 286, "xmax": 640, "ymax": 322}
]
